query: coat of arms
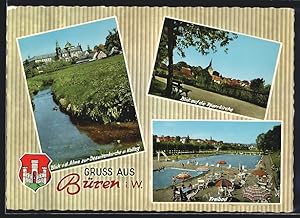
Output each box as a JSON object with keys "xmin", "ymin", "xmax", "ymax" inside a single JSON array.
[{"xmin": 19, "ymin": 153, "xmax": 52, "ymax": 192}]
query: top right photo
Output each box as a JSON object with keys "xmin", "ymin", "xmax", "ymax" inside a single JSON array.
[{"xmin": 148, "ymin": 17, "xmax": 281, "ymax": 119}]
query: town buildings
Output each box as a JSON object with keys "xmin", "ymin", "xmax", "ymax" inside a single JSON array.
[
  {"xmin": 177, "ymin": 60, "xmax": 251, "ymax": 88},
  {"xmin": 24, "ymin": 41, "xmax": 111, "ymax": 65}
]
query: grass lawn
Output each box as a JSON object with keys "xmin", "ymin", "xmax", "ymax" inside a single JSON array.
[
  {"xmin": 149, "ymin": 77, "xmax": 166, "ymax": 96},
  {"xmin": 27, "ymin": 55, "xmax": 136, "ymax": 123}
]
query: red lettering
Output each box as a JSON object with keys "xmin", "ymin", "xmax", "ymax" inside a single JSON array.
[
  {"xmin": 57, "ymin": 173, "xmax": 81, "ymax": 195},
  {"xmin": 83, "ymin": 178, "xmax": 93, "ymax": 188},
  {"xmin": 102, "ymin": 181, "xmax": 111, "ymax": 189},
  {"xmin": 110, "ymin": 180, "xmax": 120, "ymax": 188},
  {"xmin": 93, "ymin": 181, "xmax": 103, "ymax": 188}
]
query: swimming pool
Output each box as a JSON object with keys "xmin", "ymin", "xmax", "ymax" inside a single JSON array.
[
  {"xmin": 153, "ymin": 167, "xmax": 203, "ymax": 190},
  {"xmin": 177, "ymin": 154, "xmax": 261, "ymax": 169}
]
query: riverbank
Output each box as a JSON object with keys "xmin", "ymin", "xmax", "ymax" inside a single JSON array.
[
  {"xmin": 27, "ymin": 55, "xmax": 137, "ymax": 124},
  {"xmin": 72, "ymin": 119, "xmax": 142, "ymax": 146}
]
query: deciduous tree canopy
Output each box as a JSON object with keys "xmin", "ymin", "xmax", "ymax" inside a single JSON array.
[
  {"xmin": 256, "ymin": 125, "xmax": 281, "ymax": 152},
  {"xmin": 159, "ymin": 18, "xmax": 237, "ymax": 96}
]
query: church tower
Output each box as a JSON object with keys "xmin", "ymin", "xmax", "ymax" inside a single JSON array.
[{"xmin": 206, "ymin": 59, "xmax": 213, "ymax": 76}]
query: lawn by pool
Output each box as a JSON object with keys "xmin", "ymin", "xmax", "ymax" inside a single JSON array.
[
  {"xmin": 153, "ymin": 167, "xmax": 203, "ymax": 190},
  {"xmin": 177, "ymin": 154, "xmax": 261, "ymax": 169}
]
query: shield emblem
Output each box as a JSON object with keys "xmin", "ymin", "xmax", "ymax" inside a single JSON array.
[{"xmin": 19, "ymin": 153, "xmax": 52, "ymax": 192}]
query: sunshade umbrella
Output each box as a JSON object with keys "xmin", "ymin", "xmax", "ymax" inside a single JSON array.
[
  {"xmin": 196, "ymin": 166, "xmax": 209, "ymax": 172},
  {"xmin": 176, "ymin": 172, "xmax": 191, "ymax": 180},
  {"xmin": 252, "ymin": 168, "xmax": 267, "ymax": 177},
  {"xmin": 215, "ymin": 178, "xmax": 232, "ymax": 188},
  {"xmin": 217, "ymin": 160, "xmax": 227, "ymax": 165},
  {"xmin": 242, "ymin": 185, "xmax": 272, "ymax": 202},
  {"xmin": 217, "ymin": 160, "xmax": 227, "ymax": 172}
]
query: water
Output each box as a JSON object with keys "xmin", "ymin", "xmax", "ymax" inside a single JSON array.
[
  {"xmin": 33, "ymin": 87, "xmax": 113, "ymax": 163},
  {"xmin": 177, "ymin": 154, "xmax": 261, "ymax": 169},
  {"xmin": 153, "ymin": 168, "xmax": 203, "ymax": 190}
]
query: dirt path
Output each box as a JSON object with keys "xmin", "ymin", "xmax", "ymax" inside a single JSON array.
[{"xmin": 156, "ymin": 76, "xmax": 266, "ymax": 119}]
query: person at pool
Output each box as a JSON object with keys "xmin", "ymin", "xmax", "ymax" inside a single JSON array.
[
  {"xmin": 172, "ymin": 186, "xmax": 179, "ymax": 201},
  {"xmin": 188, "ymin": 183, "xmax": 193, "ymax": 190},
  {"xmin": 179, "ymin": 185, "xmax": 187, "ymax": 201},
  {"xmin": 172, "ymin": 176, "xmax": 176, "ymax": 186}
]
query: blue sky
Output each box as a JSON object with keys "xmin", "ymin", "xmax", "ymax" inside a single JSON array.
[
  {"xmin": 172, "ymin": 32, "xmax": 280, "ymax": 85},
  {"xmin": 153, "ymin": 121, "xmax": 281, "ymax": 144},
  {"xmin": 18, "ymin": 17, "xmax": 117, "ymax": 61}
]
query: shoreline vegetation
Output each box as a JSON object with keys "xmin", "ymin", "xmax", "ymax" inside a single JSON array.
[
  {"xmin": 72, "ymin": 119, "xmax": 142, "ymax": 146},
  {"xmin": 28, "ymin": 55, "xmax": 137, "ymax": 124},
  {"xmin": 28, "ymin": 55, "xmax": 143, "ymax": 149}
]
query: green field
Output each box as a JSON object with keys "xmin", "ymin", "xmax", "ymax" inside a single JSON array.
[{"xmin": 27, "ymin": 55, "xmax": 136, "ymax": 124}]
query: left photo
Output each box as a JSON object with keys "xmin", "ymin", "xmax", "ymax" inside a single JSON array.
[{"xmin": 17, "ymin": 17, "xmax": 144, "ymax": 171}]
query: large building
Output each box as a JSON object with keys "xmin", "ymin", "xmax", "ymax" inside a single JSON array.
[
  {"xmin": 25, "ymin": 41, "xmax": 85, "ymax": 64},
  {"xmin": 55, "ymin": 41, "xmax": 84, "ymax": 62}
]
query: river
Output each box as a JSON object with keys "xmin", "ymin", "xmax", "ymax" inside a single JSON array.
[{"xmin": 33, "ymin": 87, "xmax": 113, "ymax": 164}]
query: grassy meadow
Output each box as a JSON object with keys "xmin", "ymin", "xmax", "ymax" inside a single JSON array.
[{"xmin": 27, "ymin": 55, "xmax": 137, "ymax": 124}]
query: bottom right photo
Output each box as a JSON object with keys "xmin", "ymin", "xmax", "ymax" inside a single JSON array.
[{"xmin": 152, "ymin": 120, "xmax": 281, "ymax": 203}]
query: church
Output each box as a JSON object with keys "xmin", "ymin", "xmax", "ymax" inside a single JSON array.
[
  {"xmin": 55, "ymin": 41, "xmax": 84, "ymax": 62},
  {"xmin": 25, "ymin": 41, "xmax": 84, "ymax": 64}
]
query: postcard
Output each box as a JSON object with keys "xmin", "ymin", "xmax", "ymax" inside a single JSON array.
[
  {"xmin": 148, "ymin": 17, "xmax": 281, "ymax": 119},
  {"xmin": 17, "ymin": 17, "xmax": 144, "ymax": 171},
  {"xmin": 152, "ymin": 120, "xmax": 282, "ymax": 203},
  {"xmin": 5, "ymin": 6, "xmax": 294, "ymax": 213}
]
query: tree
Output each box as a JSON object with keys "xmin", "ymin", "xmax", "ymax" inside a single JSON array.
[
  {"xmin": 256, "ymin": 125, "xmax": 281, "ymax": 152},
  {"xmin": 87, "ymin": 45, "xmax": 92, "ymax": 52},
  {"xmin": 155, "ymin": 30, "xmax": 168, "ymax": 68},
  {"xmin": 174, "ymin": 61, "xmax": 189, "ymax": 71},
  {"xmin": 105, "ymin": 28, "xmax": 122, "ymax": 52},
  {"xmin": 94, "ymin": 45, "xmax": 99, "ymax": 51},
  {"xmin": 263, "ymin": 84, "xmax": 271, "ymax": 94},
  {"xmin": 250, "ymin": 78, "xmax": 265, "ymax": 92},
  {"xmin": 94, "ymin": 44, "xmax": 107, "ymax": 54},
  {"xmin": 186, "ymin": 135, "xmax": 190, "ymax": 144},
  {"xmin": 99, "ymin": 44, "xmax": 107, "ymax": 53},
  {"xmin": 161, "ymin": 18, "xmax": 237, "ymax": 97},
  {"xmin": 256, "ymin": 133, "xmax": 268, "ymax": 152}
]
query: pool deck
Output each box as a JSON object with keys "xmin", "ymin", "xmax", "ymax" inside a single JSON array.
[{"xmin": 153, "ymin": 154, "xmax": 280, "ymax": 203}]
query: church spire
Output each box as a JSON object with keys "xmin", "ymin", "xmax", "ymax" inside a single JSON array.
[
  {"xmin": 206, "ymin": 59, "xmax": 214, "ymax": 76},
  {"xmin": 208, "ymin": 59, "xmax": 212, "ymax": 67}
]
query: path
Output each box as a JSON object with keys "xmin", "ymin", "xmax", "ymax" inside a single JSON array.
[{"xmin": 156, "ymin": 76, "xmax": 266, "ymax": 119}]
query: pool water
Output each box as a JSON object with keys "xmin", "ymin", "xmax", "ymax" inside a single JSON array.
[
  {"xmin": 153, "ymin": 168, "xmax": 203, "ymax": 190},
  {"xmin": 177, "ymin": 154, "xmax": 261, "ymax": 169}
]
